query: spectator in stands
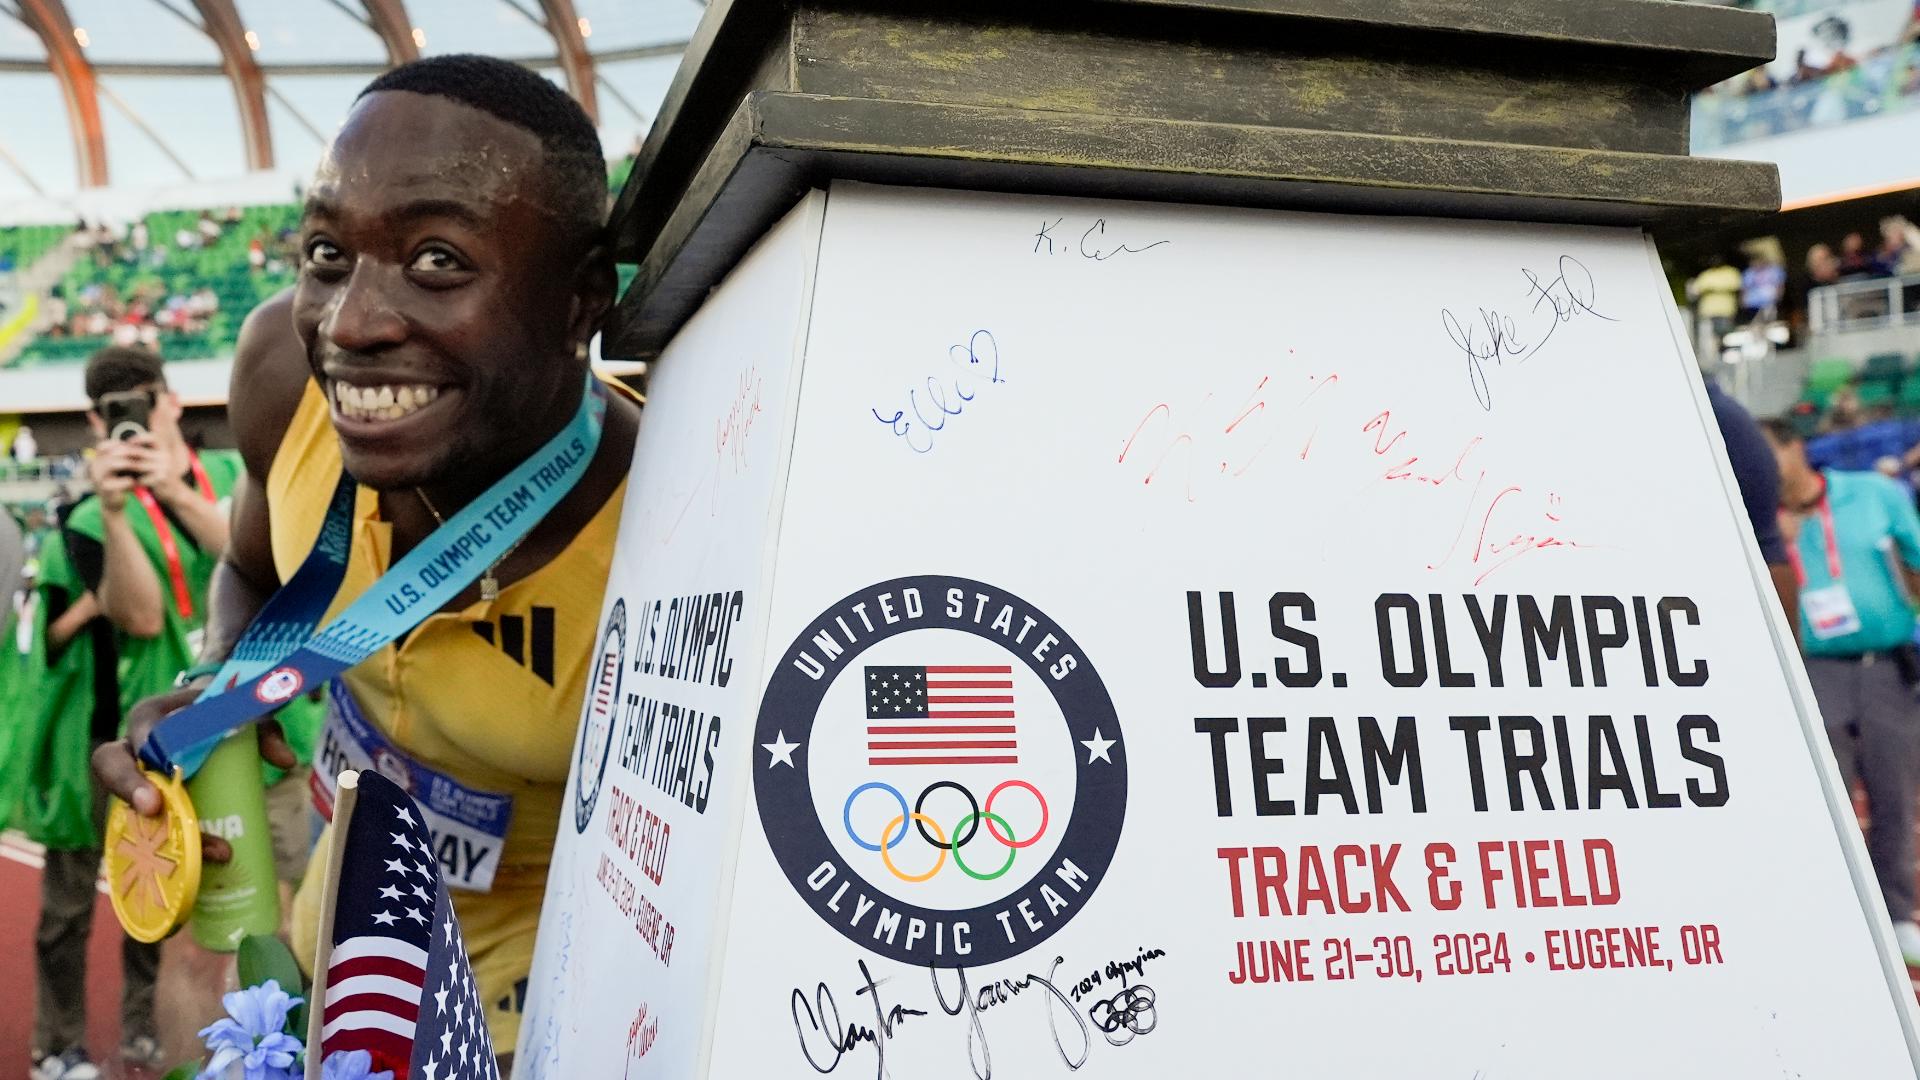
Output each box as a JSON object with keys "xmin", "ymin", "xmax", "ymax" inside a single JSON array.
[
  {"xmin": 129, "ymin": 220, "xmax": 147, "ymax": 254},
  {"xmin": 1763, "ymin": 418, "xmax": 1920, "ymax": 966},
  {"xmin": 1742, "ymin": 249, "xmax": 1786, "ymax": 321},
  {"xmin": 1689, "ymin": 255, "xmax": 1743, "ymax": 340},
  {"xmin": 196, "ymin": 210, "xmax": 220, "ymax": 245},
  {"xmin": 1825, "ymin": 384, "xmax": 1866, "ymax": 433},
  {"xmin": 1880, "ymin": 215, "xmax": 1920, "ymax": 276},
  {"xmin": 246, "ymin": 234, "xmax": 266, "ymax": 272},
  {"xmin": 1808, "ymin": 243, "xmax": 1842, "ymax": 287},
  {"xmin": 1841, "ymin": 231, "xmax": 1883, "ymax": 277},
  {"xmin": 1800, "ymin": 15, "xmax": 1861, "ymax": 82},
  {"xmin": 12, "ymin": 423, "xmax": 37, "ymax": 465}
]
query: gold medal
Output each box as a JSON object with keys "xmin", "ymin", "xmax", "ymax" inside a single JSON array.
[{"xmin": 104, "ymin": 767, "xmax": 202, "ymax": 943}]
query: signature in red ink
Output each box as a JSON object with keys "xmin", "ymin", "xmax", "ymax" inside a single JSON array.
[
  {"xmin": 715, "ymin": 366, "xmax": 765, "ymax": 474},
  {"xmin": 626, "ymin": 1000, "xmax": 659, "ymax": 1077},
  {"xmin": 1430, "ymin": 481, "xmax": 1595, "ymax": 585},
  {"xmin": 1362, "ymin": 410, "xmax": 1483, "ymax": 486},
  {"xmin": 662, "ymin": 364, "xmax": 769, "ymax": 545},
  {"xmin": 1117, "ymin": 371, "xmax": 1340, "ymax": 500}
]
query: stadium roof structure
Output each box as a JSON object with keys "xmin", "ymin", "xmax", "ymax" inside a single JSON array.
[{"xmin": 0, "ymin": 0, "xmax": 700, "ymax": 200}]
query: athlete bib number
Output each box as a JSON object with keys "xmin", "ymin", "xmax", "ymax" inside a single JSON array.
[{"xmin": 311, "ymin": 684, "xmax": 514, "ymax": 892}]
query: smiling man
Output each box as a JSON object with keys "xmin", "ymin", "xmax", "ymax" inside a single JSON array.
[{"xmin": 93, "ymin": 54, "xmax": 643, "ymax": 1061}]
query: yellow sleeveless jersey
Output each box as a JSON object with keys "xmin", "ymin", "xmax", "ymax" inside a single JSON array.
[{"xmin": 276, "ymin": 376, "xmax": 628, "ymax": 1047}]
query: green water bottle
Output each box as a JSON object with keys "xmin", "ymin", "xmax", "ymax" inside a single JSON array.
[{"xmin": 187, "ymin": 732, "xmax": 282, "ymax": 951}]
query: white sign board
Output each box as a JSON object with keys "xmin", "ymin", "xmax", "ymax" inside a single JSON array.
[{"xmin": 518, "ymin": 182, "xmax": 1920, "ymax": 1079}]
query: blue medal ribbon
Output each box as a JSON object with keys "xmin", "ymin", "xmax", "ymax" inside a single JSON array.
[{"xmin": 141, "ymin": 374, "xmax": 608, "ymax": 776}]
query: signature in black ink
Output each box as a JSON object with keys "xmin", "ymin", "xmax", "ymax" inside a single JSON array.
[
  {"xmin": 1440, "ymin": 255, "xmax": 1617, "ymax": 412},
  {"xmin": 791, "ymin": 959, "xmax": 929, "ymax": 1080},
  {"xmin": 1087, "ymin": 984, "xmax": 1158, "ymax": 1046},
  {"xmin": 930, "ymin": 958, "xmax": 1092, "ymax": 1080},
  {"xmin": 1033, "ymin": 217, "xmax": 1170, "ymax": 260},
  {"xmin": 871, "ymin": 330, "xmax": 1003, "ymax": 455}
]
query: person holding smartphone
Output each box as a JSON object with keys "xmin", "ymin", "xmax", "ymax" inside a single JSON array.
[{"xmin": 29, "ymin": 347, "xmax": 243, "ymax": 1079}]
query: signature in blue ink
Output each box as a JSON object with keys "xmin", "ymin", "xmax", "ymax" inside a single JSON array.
[{"xmin": 871, "ymin": 330, "xmax": 1004, "ymax": 454}]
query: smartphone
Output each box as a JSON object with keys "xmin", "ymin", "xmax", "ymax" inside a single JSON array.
[{"xmin": 99, "ymin": 390, "xmax": 152, "ymax": 443}]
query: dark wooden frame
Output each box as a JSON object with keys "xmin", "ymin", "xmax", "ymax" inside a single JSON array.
[{"xmin": 606, "ymin": 0, "xmax": 1779, "ymax": 357}]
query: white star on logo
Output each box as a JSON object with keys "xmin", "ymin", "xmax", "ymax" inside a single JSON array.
[
  {"xmin": 372, "ymin": 910, "xmax": 398, "ymax": 927},
  {"xmin": 1081, "ymin": 728, "xmax": 1117, "ymax": 764},
  {"xmin": 762, "ymin": 730, "xmax": 800, "ymax": 768}
]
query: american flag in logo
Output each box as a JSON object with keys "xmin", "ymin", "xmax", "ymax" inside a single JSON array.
[
  {"xmin": 316, "ymin": 771, "xmax": 497, "ymax": 1079},
  {"xmin": 865, "ymin": 665, "xmax": 1016, "ymax": 766}
]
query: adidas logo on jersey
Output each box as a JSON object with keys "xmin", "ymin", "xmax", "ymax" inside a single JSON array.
[{"xmin": 472, "ymin": 606, "xmax": 556, "ymax": 685}]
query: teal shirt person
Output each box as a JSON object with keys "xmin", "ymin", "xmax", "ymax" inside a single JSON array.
[{"xmin": 1790, "ymin": 469, "xmax": 1920, "ymax": 657}]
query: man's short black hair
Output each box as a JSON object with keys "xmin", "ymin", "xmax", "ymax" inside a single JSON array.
[
  {"xmin": 1758, "ymin": 417, "xmax": 1801, "ymax": 447},
  {"xmin": 84, "ymin": 345, "xmax": 166, "ymax": 403},
  {"xmin": 359, "ymin": 53, "xmax": 608, "ymax": 249}
]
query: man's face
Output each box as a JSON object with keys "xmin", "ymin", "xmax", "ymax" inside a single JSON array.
[
  {"xmin": 1768, "ymin": 435, "xmax": 1810, "ymax": 491},
  {"xmin": 293, "ymin": 90, "xmax": 593, "ymax": 491}
]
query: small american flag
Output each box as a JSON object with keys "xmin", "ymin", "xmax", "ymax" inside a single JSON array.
[
  {"xmin": 311, "ymin": 771, "xmax": 497, "ymax": 1080},
  {"xmin": 865, "ymin": 665, "xmax": 1017, "ymax": 766}
]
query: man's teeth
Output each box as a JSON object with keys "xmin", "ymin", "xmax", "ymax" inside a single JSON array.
[{"xmin": 333, "ymin": 382, "xmax": 441, "ymax": 422}]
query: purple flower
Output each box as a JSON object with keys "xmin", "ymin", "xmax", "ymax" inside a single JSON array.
[
  {"xmin": 197, "ymin": 979, "xmax": 305, "ymax": 1080},
  {"xmin": 320, "ymin": 1050, "xmax": 394, "ymax": 1080}
]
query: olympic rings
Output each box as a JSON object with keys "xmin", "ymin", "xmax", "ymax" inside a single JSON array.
[
  {"xmin": 985, "ymin": 780, "xmax": 1048, "ymax": 849},
  {"xmin": 914, "ymin": 781, "xmax": 981, "ymax": 850},
  {"xmin": 843, "ymin": 780, "xmax": 1050, "ymax": 881},
  {"xmin": 878, "ymin": 814, "xmax": 948, "ymax": 883},
  {"xmin": 844, "ymin": 782, "xmax": 910, "ymax": 852},
  {"xmin": 949, "ymin": 812, "xmax": 1018, "ymax": 881}
]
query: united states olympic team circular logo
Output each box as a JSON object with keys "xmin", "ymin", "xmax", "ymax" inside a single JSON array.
[
  {"xmin": 755, "ymin": 575, "xmax": 1126, "ymax": 967},
  {"xmin": 255, "ymin": 666, "xmax": 303, "ymax": 705},
  {"xmin": 574, "ymin": 599, "xmax": 627, "ymax": 834}
]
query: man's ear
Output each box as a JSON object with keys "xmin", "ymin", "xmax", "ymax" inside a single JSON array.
[
  {"xmin": 568, "ymin": 236, "xmax": 618, "ymax": 353},
  {"xmin": 85, "ymin": 410, "xmax": 106, "ymax": 440}
]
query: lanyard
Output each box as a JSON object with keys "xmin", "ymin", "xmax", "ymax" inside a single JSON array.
[
  {"xmin": 1782, "ymin": 495, "xmax": 1844, "ymax": 587},
  {"xmin": 142, "ymin": 374, "xmax": 607, "ymax": 777},
  {"xmin": 130, "ymin": 452, "xmax": 216, "ymax": 621}
]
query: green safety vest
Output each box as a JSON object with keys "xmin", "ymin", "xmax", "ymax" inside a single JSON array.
[
  {"xmin": 16, "ymin": 527, "xmax": 101, "ymax": 849},
  {"xmin": 63, "ymin": 449, "xmax": 244, "ymax": 717}
]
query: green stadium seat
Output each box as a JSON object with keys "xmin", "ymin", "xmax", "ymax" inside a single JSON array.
[
  {"xmin": 1807, "ymin": 358, "xmax": 1855, "ymax": 394},
  {"xmin": 1857, "ymin": 380, "xmax": 1896, "ymax": 408},
  {"xmin": 1866, "ymin": 353, "xmax": 1909, "ymax": 380}
]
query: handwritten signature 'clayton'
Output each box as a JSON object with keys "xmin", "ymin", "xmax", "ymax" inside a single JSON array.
[
  {"xmin": 792, "ymin": 958, "xmax": 1092, "ymax": 1080},
  {"xmin": 1441, "ymin": 255, "xmax": 1617, "ymax": 412}
]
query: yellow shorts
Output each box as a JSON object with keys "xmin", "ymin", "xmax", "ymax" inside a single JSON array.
[{"xmin": 291, "ymin": 825, "xmax": 546, "ymax": 1052}]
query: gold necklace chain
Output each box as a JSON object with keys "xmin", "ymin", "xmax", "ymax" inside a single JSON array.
[{"xmin": 415, "ymin": 487, "xmax": 524, "ymax": 602}]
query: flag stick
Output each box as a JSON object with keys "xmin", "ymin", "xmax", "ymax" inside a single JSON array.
[{"xmin": 305, "ymin": 770, "xmax": 360, "ymax": 1080}]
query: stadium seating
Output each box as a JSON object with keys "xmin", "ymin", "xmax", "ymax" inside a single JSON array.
[
  {"xmin": 0, "ymin": 223, "xmax": 68, "ymax": 273},
  {"xmin": 7, "ymin": 204, "xmax": 299, "ymax": 368}
]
